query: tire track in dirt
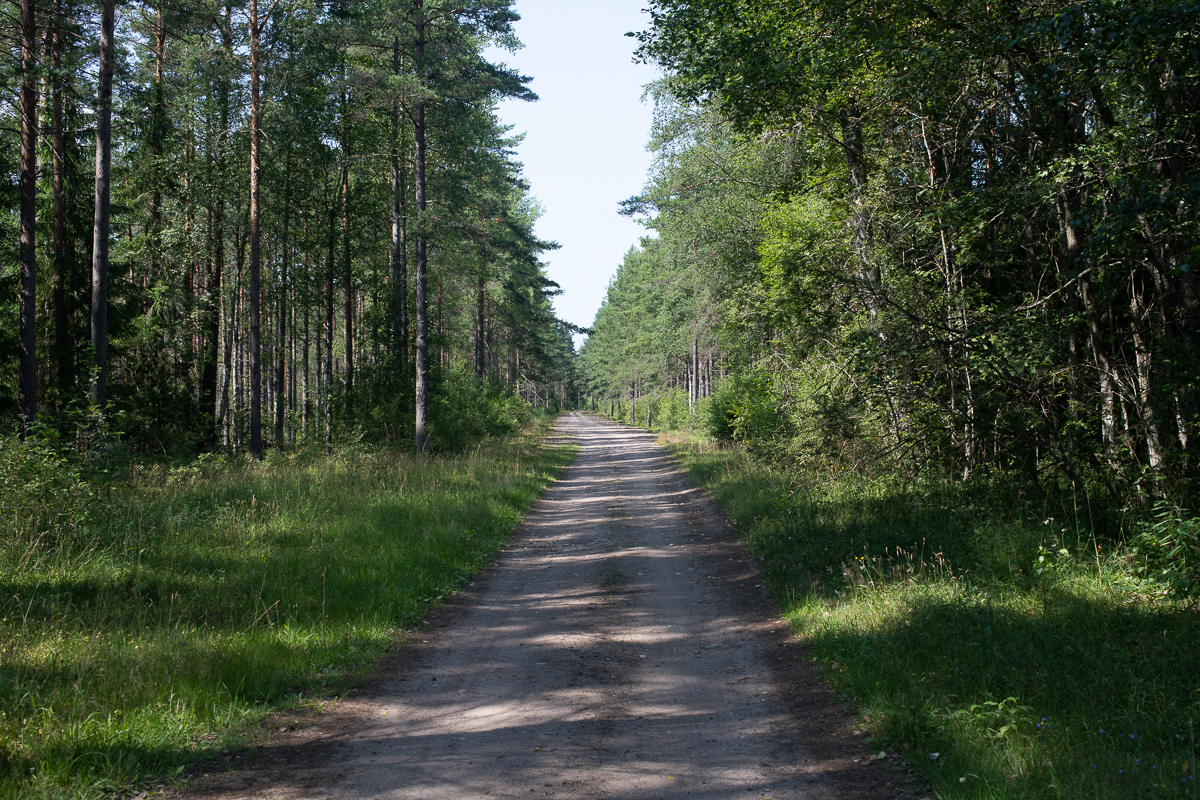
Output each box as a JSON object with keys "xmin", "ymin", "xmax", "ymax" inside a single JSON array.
[{"xmin": 183, "ymin": 414, "xmax": 903, "ymax": 799}]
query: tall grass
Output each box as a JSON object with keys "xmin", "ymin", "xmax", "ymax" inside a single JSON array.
[
  {"xmin": 0, "ymin": 423, "xmax": 575, "ymax": 799},
  {"xmin": 663, "ymin": 434, "xmax": 1200, "ymax": 800}
]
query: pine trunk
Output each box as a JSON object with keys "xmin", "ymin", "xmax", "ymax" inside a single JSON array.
[
  {"xmin": 341, "ymin": 86, "xmax": 355, "ymax": 415},
  {"xmin": 413, "ymin": 1, "xmax": 430, "ymax": 453},
  {"xmin": 18, "ymin": 0, "xmax": 37, "ymax": 433},
  {"xmin": 248, "ymin": 0, "xmax": 264, "ymax": 458},
  {"xmin": 475, "ymin": 276, "xmax": 486, "ymax": 378},
  {"xmin": 277, "ymin": 151, "xmax": 292, "ymax": 446},
  {"xmin": 90, "ymin": 0, "xmax": 115, "ymax": 411},
  {"xmin": 202, "ymin": 5, "xmax": 234, "ymax": 443},
  {"xmin": 50, "ymin": 0, "xmax": 70, "ymax": 403},
  {"xmin": 325, "ymin": 206, "xmax": 336, "ymax": 454},
  {"xmin": 391, "ymin": 37, "xmax": 408, "ymax": 363},
  {"xmin": 149, "ymin": 4, "xmax": 165, "ymax": 282}
]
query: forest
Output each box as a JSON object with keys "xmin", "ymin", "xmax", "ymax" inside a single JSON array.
[
  {"xmin": 1, "ymin": 0, "xmax": 577, "ymax": 457},
  {"xmin": 578, "ymin": 3, "xmax": 1200, "ymax": 794},
  {"xmin": 583, "ymin": 0, "xmax": 1199, "ymax": 508},
  {"xmin": 2, "ymin": 0, "xmax": 1199, "ymax": 797},
  {"xmin": 0, "ymin": 3, "xmax": 585, "ymax": 795}
]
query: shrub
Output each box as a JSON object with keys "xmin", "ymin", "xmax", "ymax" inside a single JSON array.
[
  {"xmin": 659, "ymin": 388, "xmax": 691, "ymax": 431},
  {"xmin": 0, "ymin": 429, "xmax": 96, "ymax": 536},
  {"xmin": 705, "ymin": 378, "xmax": 739, "ymax": 441},
  {"xmin": 428, "ymin": 370, "xmax": 533, "ymax": 451},
  {"xmin": 705, "ymin": 371, "xmax": 793, "ymax": 458},
  {"xmin": 1129, "ymin": 501, "xmax": 1200, "ymax": 596}
]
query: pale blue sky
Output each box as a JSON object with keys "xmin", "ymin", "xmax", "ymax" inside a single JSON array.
[{"xmin": 487, "ymin": 1, "xmax": 658, "ymax": 345}]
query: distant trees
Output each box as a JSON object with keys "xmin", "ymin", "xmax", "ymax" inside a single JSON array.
[
  {"xmin": 586, "ymin": 0, "xmax": 1199, "ymax": 498},
  {"xmin": 1, "ymin": 0, "xmax": 573, "ymax": 454}
]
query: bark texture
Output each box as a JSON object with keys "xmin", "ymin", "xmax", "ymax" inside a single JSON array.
[{"xmin": 91, "ymin": 0, "xmax": 116, "ymax": 411}]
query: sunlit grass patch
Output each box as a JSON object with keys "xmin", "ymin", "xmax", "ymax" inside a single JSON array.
[
  {"xmin": 0, "ymin": 422, "xmax": 575, "ymax": 799},
  {"xmin": 794, "ymin": 578, "xmax": 1199, "ymax": 798},
  {"xmin": 664, "ymin": 435, "xmax": 1200, "ymax": 800}
]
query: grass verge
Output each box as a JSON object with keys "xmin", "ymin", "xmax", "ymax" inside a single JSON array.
[
  {"xmin": 0, "ymin": 421, "xmax": 576, "ymax": 799},
  {"xmin": 662, "ymin": 433, "xmax": 1199, "ymax": 800}
]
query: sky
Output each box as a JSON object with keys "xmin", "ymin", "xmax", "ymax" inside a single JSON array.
[{"xmin": 484, "ymin": 1, "xmax": 659, "ymax": 346}]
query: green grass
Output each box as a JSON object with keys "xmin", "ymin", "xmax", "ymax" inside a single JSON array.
[
  {"xmin": 0, "ymin": 422, "xmax": 576, "ymax": 799},
  {"xmin": 662, "ymin": 433, "xmax": 1200, "ymax": 800}
]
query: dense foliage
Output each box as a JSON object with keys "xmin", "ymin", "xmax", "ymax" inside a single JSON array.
[
  {"xmin": 1, "ymin": 0, "xmax": 576, "ymax": 456},
  {"xmin": 583, "ymin": 0, "xmax": 1199, "ymax": 507}
]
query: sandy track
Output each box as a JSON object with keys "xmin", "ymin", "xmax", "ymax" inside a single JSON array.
[{"xmin": 186, "ymin": 414, "xmax": 901, "ymax": 800}]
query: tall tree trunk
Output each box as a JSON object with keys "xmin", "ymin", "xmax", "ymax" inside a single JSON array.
[
  {"xmin": 839, "ymin": 98, "xmax": 880, "ymax": 322},
  {"xmin": 182, "ymin": 126, "xmax": 198, "ymax": 419},
  {"xmin": 475, "ymin": 276, "xmax": 486, "ymax": 378},
  {"xmin": 391, "ymin": 36, "xmax": 409, "ymax": 363},
  {"xmin": 289, "ymin": 302, "xmax": 296, "ymax": 443},
  {"xmin": 202, "ymin": 3, "xmax": 233, "ymax": 443},
  {"xmin": 325, "ymin": 205, "xmax": 336, "ymax": 455},
  {"xmin": 341, "ymin": 89, "xmax": 354, "ymax": 416},
  {"xmin": 920, "ymin": 115, "xmax": 976, "ymax": 477},
  {"xmin": 1130, "ymin": 269, "xmax": 1165, "ymax": 469},
  {"xmin": 690, "ymin": 335, "xmax": 698, "ymax": 412},
  {"xmin": 202, "ymin": 205, "xmax": 225, "ymax": 437},
  {"xmin": 148, "ymin": 3, "xmax": 166, "ymax": 283},
  {"xmin": 301, "ymin": 221, "xmax": 311, "ymax": 442},
  {"xmin": 248, "ymin": 0, "xmax": 264, "ymax": 458},
  {"xmin": 370, "ymin": 258, "xmax": 380, "ymax": 369},
  {"xmin": 51, "ymin": 0, "xmax": 70, "ymax": 404},
  {"xmin": 241, "ymin": 299, "xmax": 249, "ymax": 445},
  {"xmin": 314, "ymin": 251, "xmax": 322, "ymax": 438},
  {"xmin": 413, "ymin": 0, "xmax": 430, "ymax": 453},
  {"xmin": 276, "ymin": 149, "xmax": 292, "ymax": 446},
  {"xmin": 227, "ymin": 285, "xmax": 238, "ymax": 450},
  {"xmin": 302, "ymin": 276, "xmax": 310, "ymax": 440},
  {"xmin": 18, "ymin": 0, "xmax": 38, "ymax": 433},
  {"xmin": 91, "ymin": 0, "xmax": 115, "ymax": 411},
  {"xmin": 218, "ymin": 229, "xmax": 240, "ymax": 448},
  {"xmin": 1064, "ymin": 186, "xmax": 1120, "ymax": 469}
]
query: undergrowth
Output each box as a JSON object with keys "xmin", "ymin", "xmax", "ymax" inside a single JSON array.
[
  {"xmin": 662, "ymin": 433, "xmax": 1200, "ymax": 800},
  {"xmin": 0, "ymin": 421, "xmax": 575, "ymax": 799}
]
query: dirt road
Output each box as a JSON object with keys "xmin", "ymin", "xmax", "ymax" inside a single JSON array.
[{"xmin": 189, "ymin": 414, "xmax": 898, "ymax": 799}]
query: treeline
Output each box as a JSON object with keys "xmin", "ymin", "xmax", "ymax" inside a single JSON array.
[
  {"xmin": 2, "ymin": 0, "xmax": 576, "ymax": 456},
  {"xmin": 584, "ymin": 0, "xmax": 1199, "ymax": 502}
]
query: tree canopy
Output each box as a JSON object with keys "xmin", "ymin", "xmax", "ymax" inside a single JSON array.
[
  {"xmin": 584, "ymin": 0, "xmax": 1200, "ymax": 499},
  {"xmin": 1, "ymin": 0, "xmax": 575, "ymax": 454}
]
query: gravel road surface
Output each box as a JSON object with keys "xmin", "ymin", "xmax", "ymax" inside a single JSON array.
[{"xmin": 185, "ymin": 413, "xmax": 899, "ymax": 800}]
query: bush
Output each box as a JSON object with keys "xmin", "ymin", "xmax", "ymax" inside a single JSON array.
[
  {"xmin": 428, "ymin": 370, "xmax": 533, "ymax": 451},
  {"xmin": 1129, "ymin": 501, "xmax": 1200, "ymax": 596},
  {"xmin": 705, "ymin": 378, "xmax": 739, "ymax": 441},
  {"xmin": 705, "ymin": 371, "xmax": 792, "ymax": 457},
  {"xmin": 0, "ymin": 429, "xmax": 96, "ymax": 536},
  {"xmin": 659, "ymin": 388, "xmax": 692, "ymax": 431}
]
